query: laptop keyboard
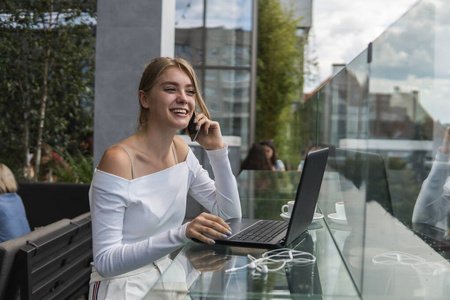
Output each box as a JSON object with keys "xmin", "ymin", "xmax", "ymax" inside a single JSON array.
[{"xmin": 232, "ymin": 220, "xmax": 288, "ymax": 243}]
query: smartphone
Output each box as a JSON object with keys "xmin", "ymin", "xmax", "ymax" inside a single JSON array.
[{"xmin": 187, "ymin": 112, "xmax": 200, "ymax": 142}]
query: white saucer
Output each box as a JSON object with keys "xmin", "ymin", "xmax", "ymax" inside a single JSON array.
[
  {"xmin": 280, "ymin": 213, "xmax": 324, "ymax": 223},
  {"xmin": 280, "ymin": 213, "xmax": 290, "ymax": 222},
  {"xmin": 313, "ymin": 213, "xmax": 324, "ymax": 222},
  {"xmin": 328, "ymin": 213, "xmax": 347, "ymax": 225}
]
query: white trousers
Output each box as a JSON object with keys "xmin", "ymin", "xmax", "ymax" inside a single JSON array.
[{"xmin": 88, "ymin": 256, "xmax": 174, "ymax": 300}]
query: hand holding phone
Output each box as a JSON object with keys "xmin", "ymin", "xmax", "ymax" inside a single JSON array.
[{"xmin": 187, "ymin": 112, "xmax": 200, "ymax": 142}]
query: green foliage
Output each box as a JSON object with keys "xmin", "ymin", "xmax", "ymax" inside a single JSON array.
[
  {"xmin": 256, "ymin": 0, "xmax": 305, "ymax": 168},
  {"xmin": 0, "ymin": 0, "xmax": 96, "ymax": 181},
  {"xmin": 54, "ymin": 148, "xmax": 93, "ymax": 183}
]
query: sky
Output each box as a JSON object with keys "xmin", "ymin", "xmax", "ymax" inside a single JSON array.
[
  {"xmin": 305, "ymin": 0, "xmax": 419, "ymax": 93},
  {"xmin": 174, "ymin": 0, "xmax": 449, "ymax": 123}
]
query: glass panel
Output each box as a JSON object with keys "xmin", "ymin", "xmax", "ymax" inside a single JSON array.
[
  {"xmin": 297, "ymin": 92, "xmax": 318, "ymax": 169},
  {"xmin": 175, "ymin": 0, "xmax": 204, "ymax": 65},
  {"xmin": 175, "ymin": 0, "xmax": 204, "ymax": 28},
  {"xmin": 237, "ymin": 170, "xmax": 301, "ymax": 219},
  {"xmin": 205, "ymin": 0, "xmax": 252, "ymax": 66},
  {"xmin": 364, "ymin": 0, "xmax": 450, "ymax": 298},
  {"xmin": 175, "ymin": 0, "xmax": 253, "ymax": 158},
  {"xmin": 369, "ymin": 0, "xmax": 436, "ymax": 229},
  {"xmin": 174, "ymin": 28, "xmax": 204, "ymax": 65},
  {"xmin": 298, "ymin": 1, "xmax": 450, "ymax": 298},
  {"xmin": 205, "ymin": 69, "xmax": 251, "ymax": 146},
  {"xmin": 316, "ymin": 49, "xmax": 370, "ymax": 294}
]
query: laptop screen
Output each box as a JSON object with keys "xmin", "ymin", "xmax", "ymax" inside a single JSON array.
[{"xmin": 285, "ymin": 148, "xmax": 329, "ymax": 246}]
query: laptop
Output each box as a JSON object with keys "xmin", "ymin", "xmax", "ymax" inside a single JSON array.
[{"xmin": 200, "ymin": 147, "xmax": 329, "ymax": 249}]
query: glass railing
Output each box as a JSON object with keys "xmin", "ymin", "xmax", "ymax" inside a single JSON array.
[{"xmin": 302, "ymin": 0, "xmax": 450, "ymax": 297}]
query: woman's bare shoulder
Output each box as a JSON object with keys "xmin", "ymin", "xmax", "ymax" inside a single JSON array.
[
  {"xmin": 173, "ymin": 136, "xmax": 191, "ymax": 162},
  {"xmin": 97, "ymin": 144, "xmax": 133, "ymax": 180}
]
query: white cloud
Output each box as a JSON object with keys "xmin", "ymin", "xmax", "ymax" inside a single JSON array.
[
  {"xmin": 175, "ymin": 0, "xmax": 252, "ymax": 30},
  {"xmin": 306, "ymin": 0, "xmax": 450, "ymax": 123},
  {"xmin": 306, "ymin": 0, "xmax": 418, "ymax": 92}
]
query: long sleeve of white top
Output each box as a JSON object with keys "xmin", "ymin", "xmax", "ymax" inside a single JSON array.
[
  {"xmin": 412, "ymin": 148, "xmax": 450, "ymax": 227},
  {"xmin": 188, "ymin": 146, "xmax": 241, "ymax": 220},
  {"xmin": 89, "ymin": 146, "xmax": 241, "ymax": 278}
]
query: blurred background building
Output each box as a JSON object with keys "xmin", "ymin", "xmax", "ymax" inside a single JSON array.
[{"xmin": 94, "ymin": 0, "xmax": 313, "ymax": 174}]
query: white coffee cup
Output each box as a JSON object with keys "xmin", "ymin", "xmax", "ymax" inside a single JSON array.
[
  {"xmin": 281, "ymin": 201, "xmax": 295, "ymax": 216},
  {"xmin": 335, "ymin": 201, "xmax": 346, "ymax": 219}
]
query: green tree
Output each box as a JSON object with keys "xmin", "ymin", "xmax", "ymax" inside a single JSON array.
[
  {"xmin": 256, "ymin": 0, "xmax": 305, "ymax": 168},
  {"xmin": 0, "ymin": 0, "xmax": 96, "ymax": 181}
]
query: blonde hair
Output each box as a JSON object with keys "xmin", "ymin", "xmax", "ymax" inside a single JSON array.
[
  {"xmin": 0, "ymin": 163, "xmax": 18, "ymax": 194},
  {"xmin": 137, "ymin": 57, "xmax": 210, "ymax": 132}
]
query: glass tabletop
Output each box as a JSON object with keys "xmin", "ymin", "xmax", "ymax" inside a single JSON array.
[
  {"xmin": 146, "ymin": 223, "xmax": 359, "ymax": 299},
  {"xmin": 147, "ymin": 171, "xmax": 360, "ymax": 299},
  {"xmin": 147, "ymin": 169, "xmax": 450, "ymax": 299}
]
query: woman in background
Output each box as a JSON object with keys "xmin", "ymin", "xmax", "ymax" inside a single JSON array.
[
  {"xmin": 239, "ymin": 143, "xmax": 272, "ymax": 174},
  {"xmin": 260, "ymin": 139, "xmax": 286, "ymax": 171},
  {"xmin": 0, "ymin": 163, "xmax": 31, "ymax": 242}
]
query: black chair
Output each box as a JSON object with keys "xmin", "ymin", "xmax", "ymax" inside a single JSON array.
[
  {"xmin": 12, "ymin": 214, "xmax": 92, "ymax": 300},
  {"xmin": 18, "ymin": 182, "xmax": 90, "ymax": 229},
  {"xmin": 0, "ymin": 219, "xmax": 71, "ymax": 300}
]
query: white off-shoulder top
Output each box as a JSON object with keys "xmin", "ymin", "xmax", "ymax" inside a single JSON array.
[{"xmin": 89, "ymin": 146, "xmax": 241, "ymax": 278}]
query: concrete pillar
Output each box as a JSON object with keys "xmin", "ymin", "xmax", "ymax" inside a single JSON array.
[{"xmin": 93, "ymin": 0, "xmax": 175, "ymax": 166}]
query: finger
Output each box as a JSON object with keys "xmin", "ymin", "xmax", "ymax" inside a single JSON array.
[
  {"xmin": 192, "ymin": 256, "xmax": 230, "ymax": 270},
  {"xmin": 196, "ymin": 115, "xmax": 208, "ymax": 131},
  {"xmin": 187, "ymin": 225, "xmax": 216, "ymax": 244},
  {"xmin": 189, "ymin": 213, "xmax": 232, "ymax": 240},
  {"xmin": 189, "ymin": 253, "xmax": 222, "ymax": 266},
  {"xmin": 209, "ymin": 260, "xmax": 230, "ymax": 271},
  {"xmin": 196, "ymin": 234, "xmax": 216, "ymax": 245},
  {"xmin": 203, "ymin": 121, "xmax": 211, "ymax": 135},
  {"xmin": 189, "ymin": 250, "xmax": 216, "ymax": 260},
  {"xmin": 201, "ymin": 213, "xmax": 232, "ymax": 233},
  {"xmin": 187, "ymin": 217, "xmax": 226, "ymax": 244},
  {"xmin": 200, "ymin": 223, "xmax": 231, "ymax": 240},
  {"xmin": 445, "ymin": 127, "xmax": 450, "ymax": 139},
  {"xmin": 204, "ymin": 120, "xmax": 219, "ymax": 137},
  {"xmin": 194, "ymin": 113, "xmax": 205, "ymax": 126}
]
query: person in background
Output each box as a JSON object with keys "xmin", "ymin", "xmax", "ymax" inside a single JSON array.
[
  {"xmin": 0, "ymin": 163, "xmax": 31, "ymax": 243},
  {"xmin": 79, "ymin": 133, "xmax": 94, "ymax": 156},
  {"xmin": 29, "ymin": 143, "xmax": 67, "ymax": 182},
  {"xmin": 413, "ymin": 126, "xmax": 450, "ymax": 236},
  {"xmin": 298, "ymin": 145, "xmax": 324, "ymax": 171},
  {"xmin": 88, "ymin": 57, "xmax": 241, "ymax": 299},
  {"xmin": 239, "ymin": 143, "xmax": 273, "ymax": 174},
  {"xmin": 260, "ymin": 139, "xmax": 285, "ymax": 171}
]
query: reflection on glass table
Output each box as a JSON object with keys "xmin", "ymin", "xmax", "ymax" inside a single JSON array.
[
  {"xmin": 237, "ymin": 170, "xmax": 302, "ymax": 220},
  {"xmin": 147, "ymin": 170, "xmax": 359, "ymax": 299},
  {"xmin": 147, "ymin": 233, "xmax": 353, "ymax": 299},
  {"xmin": 320, "ymin": 149, "xmax": 450, "ymax": 299}
]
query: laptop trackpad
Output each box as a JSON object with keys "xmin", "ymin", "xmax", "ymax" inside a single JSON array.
[
  {"xmin": 226, "ymin": 218, "xmax": 260, "ymax": 238},
  {"xmin": 197, "ymin": 218, "xmax": 258, "ymax": 241}
]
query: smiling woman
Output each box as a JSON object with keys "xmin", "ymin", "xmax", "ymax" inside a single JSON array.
[
  {"xmin": 136, "ymin": 57, "xmax": 210, "ymax": 132},
  {"xmin": 88, "ymin": 57, "xmax": 242, "ymax": 300}
]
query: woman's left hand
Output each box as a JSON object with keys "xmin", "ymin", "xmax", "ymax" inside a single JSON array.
[
  {"xmin": 192, "ymin": 113, "xmax": 224, "ymax": 150},
  {"xmin": 185, "ymin": 248, "xmax": 231, "ymax": 272}
]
